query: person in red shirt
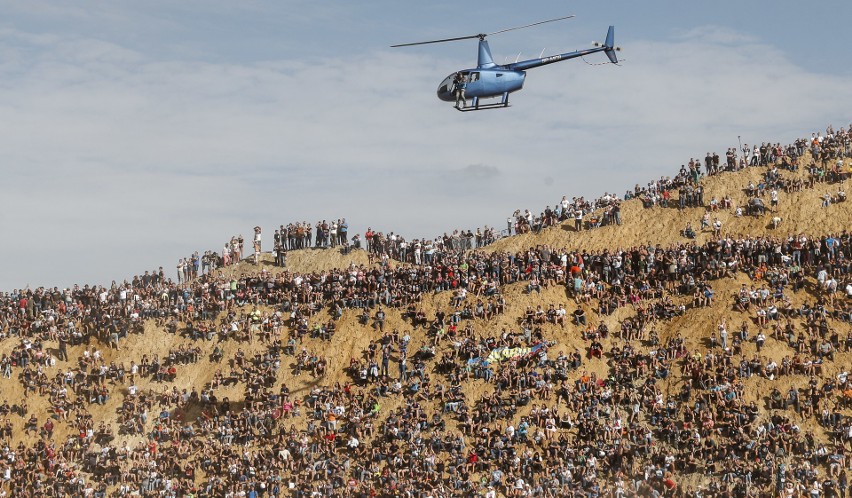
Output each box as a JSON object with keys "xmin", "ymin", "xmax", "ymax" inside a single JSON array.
[
  {"xmin": 43, "ymin": 419, "xmax": 54, "ymax": 439},
  {"xmin": 663, "ymin": 472, "xmax": 676, "ymax": 493},
  {"xmin": 467, "ymin": 450, "xmax": 478, "ymax": 472}
]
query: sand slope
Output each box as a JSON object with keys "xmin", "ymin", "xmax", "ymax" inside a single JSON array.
[{"xmin": 1, "ymin": 154, "xmax": 850, "ymax": 494}]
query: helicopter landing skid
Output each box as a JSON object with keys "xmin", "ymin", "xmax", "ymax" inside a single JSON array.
[{"xmin": 455, "ymin": 102, "xmax": 511, "ymax": 112}]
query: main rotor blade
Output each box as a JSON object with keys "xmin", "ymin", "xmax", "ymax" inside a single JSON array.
[
  {"xmin": 487, "ymin": 15, "xmax": 575, "ymax": 36},
  {"xmin": 391, "ymin": 34, "xmax": 484, "ymax": 48},
  {"xmin": 390, "ymin": 15, "xmax": 575, "ymax": 48}
]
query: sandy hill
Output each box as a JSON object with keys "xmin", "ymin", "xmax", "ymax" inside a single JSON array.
[
  {"xmin": 490, "ymin": 160, "xmax": 850, "ymax": 254},
  {"xmin": 1, "ymin": 152, "xmax": 850, "ymax": 495}
]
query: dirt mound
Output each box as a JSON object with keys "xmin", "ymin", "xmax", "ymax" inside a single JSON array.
[
  {"xmin": 1, "ymin": 152, "xmax": 850, "ymax": 496},
  {"xmin": 490, "ymin": 160, "xmax": 851, "ymax": 254}
]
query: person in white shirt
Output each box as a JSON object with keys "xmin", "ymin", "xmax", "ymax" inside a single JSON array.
[
  {"xmin": 253, "ymin": 227, "xmax": 262, "ymax": 265},
  {"xmin": 817, "ymin": 268, "xmax": 828, "ymax": 287}
]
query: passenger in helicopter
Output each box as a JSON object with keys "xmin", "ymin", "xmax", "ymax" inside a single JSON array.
[{"xmin": 453, "ymin": 72, "xmax": 466, "ymax": 109}]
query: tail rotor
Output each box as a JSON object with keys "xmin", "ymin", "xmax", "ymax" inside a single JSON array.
[{"xmin": 592, "ymin": 26, "xmax": 620, "ymax": 64}]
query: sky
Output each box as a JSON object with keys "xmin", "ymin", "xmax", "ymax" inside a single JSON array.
[{"xmin": 1, "ymin": 0, "xmax": 851, "ymax": 290}]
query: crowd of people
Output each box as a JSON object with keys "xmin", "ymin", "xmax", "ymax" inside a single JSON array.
[
  {"xmin": 272, "ymin": 220, "xmax": 351, "ymax": 252},
  {"xmin": 0, "ymin": 125, "xmax": 850, "ymax": 497}
]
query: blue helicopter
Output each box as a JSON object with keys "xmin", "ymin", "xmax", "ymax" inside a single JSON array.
[{"xmin": 392, "ymin": 16, "xmax": 620, "ymax": 111}]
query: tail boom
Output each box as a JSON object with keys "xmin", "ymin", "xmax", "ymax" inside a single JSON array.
[{"xmin": 506, "ymin": 25, "xmax": 617, "ymax": 71}]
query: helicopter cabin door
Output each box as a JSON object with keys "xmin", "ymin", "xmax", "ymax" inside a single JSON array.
[
  {"xmin": 437, "ymin": 71, "xmax": 472, "ymax": 102},
  {"xmin": 465, "ymin": 72, "xmax": 481, "ymax": 96}
]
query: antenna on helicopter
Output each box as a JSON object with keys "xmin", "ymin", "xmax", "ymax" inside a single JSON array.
[{"xmin": 390, "ymin": 15, "xmax": 575, "ymax": 47}]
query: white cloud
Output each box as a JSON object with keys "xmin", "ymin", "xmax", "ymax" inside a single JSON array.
[
  {"xmin": 459, "ymin": 164, "xmax": 500, "ymax": 179},
  {"xmin": 0, "ymin": 22, "xmax": 850, "ymax": 289}
]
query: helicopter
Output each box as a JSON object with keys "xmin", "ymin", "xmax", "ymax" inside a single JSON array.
[{"xmin": 391, "ymin": 16, "xmax": 620, "ymax": 111}]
